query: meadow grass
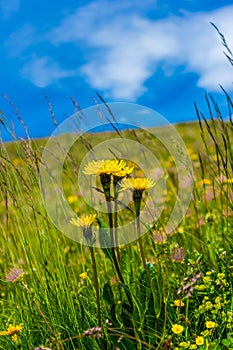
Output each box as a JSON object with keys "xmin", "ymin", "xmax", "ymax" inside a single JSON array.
[
  {"xmin": 0, "ymin": 24, "xmax": 233, "ymax": 348},
  {"xmin": 0, "ymin": 94, "xmax": 232, "ymax": 350}
]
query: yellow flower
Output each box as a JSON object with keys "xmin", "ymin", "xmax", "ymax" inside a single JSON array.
[
  {"xmin": 202, "ymin": 178, "xmax": 212, "ymax": 185},
  {"xmin": 174, "ymin": 299, "xmax": 184, "ymax": 307},
  {"xmin": 177, "ymin": 226, "xmax": 184, "ymax": 234},
  {"xmin": 0, "ymin": 331, "xmax": 8, "ymax": 335},
  {"xmin": 206, "ymin": 271, "xmax": 212, "ymax": 276},
  {"xmin": 67, "ymin": 195, "xmax": 78, "ymax": 204},
  {"xmin": 195, "ymin": 336, "xmax": 204, "ymax": 345},
  {"xmin": 179, "ymin": 341, "xmax": 189, "ymax": 348},
  {"xmin": 190, "ymin": 153, "xmax": 199, "ymax": 161},
  {"xmin": 203, "ymin": 276, "xmax": 211, "ymax": 284},
  {"xmin": 11, "ymin": 334, "xmax": 18, "ymax": 342},
  {"xmin": 70, "ymin": 214, "xmax": 96, "ymax": 229},
  {"xmin": 171, "ymin": 324, "xmax": 184, "ymax": 334},
  {"xmin": 226, "ymin": 178, "xmax": 233, "ymax": 184},
  {"xmin": 83, "ymin": 159, "xmax": 134, "ymax": 177},
  {"xmin": 205, "ymin": 321, "xmax": 216, "ymax": 329},
  {"xmin": 80, "ymin": 272, "xmax": 88, "ymax": 279},
  {"xmin": 0, "ymin": 324, "xmax": 23, "ymax": 337},
  {"xmin": 83, "ymin": 160, "xmax": 106, "ymax": 175},
  {"xmin": 119, "ymin": 177, "xmax": 155, "ymax": 192},
  {"xmin": 102, "ymin": 159, "xmax": 134, "ymax": 177}
]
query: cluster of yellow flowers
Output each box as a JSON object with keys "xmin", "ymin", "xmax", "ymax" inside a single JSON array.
[
  {"xmin": 171, "ymin": 295, "xmax": 218, "ymax": 349},
  {"xmin": 70, "ymin": 159, "xmax": 156, "ymax": 230},
  {"xmin": 178, "ymin": 335, "xmax": 204, "ymax": 348},
  {"xmin": 0, "ymin": 324, "xmax": 23, "ymax": 341},
  {"xmin": 83, "ymin": 158, "xmax": 155, "ymax": 191}
]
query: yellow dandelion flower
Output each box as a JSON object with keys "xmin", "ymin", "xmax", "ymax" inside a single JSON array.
[
  {"xmin": 80, "ymin": 272, "xmax": 88, "ymax": 279},
  {"xmin": 7, "ymin": 324, "xmax": 23, "ymax": 335},
  {"xmin": 119, "ymin": 177, "xmax": 155, "ymax": 192},
  {"xmin": 83, "ymin": 160, "xmax": 106, "ymax": 175},
  {"xmin": 96, "ymin": 159, "xmax": 122, "ymax": 175},
  {"xmin": 0, "ymin": 324, "xmax": 23, "ymax": 337},
  {"xmin": 67, "ymin": 195, "xmax": 78, "ymax": 204},
  {"xmin": 171, "ymin": 324, "xmax": 184, "ymax": 334},
  {"xmin": 190, "ymin": 153, "xmax": 199, "ymax": 161},
  {"xmin": 195, "ymin": 336, "xmax": 204, "ymax": 345},
  {"xmin": 174, "ymin": 299, "xmax": 184, "ymax": 307},
  {"xmin": 0, "ymin": 330, "xmax": 8, "ymax": 335},
  {"xmin": 177, "ymin": 226, "xmax": 184, "ymax": 234},
  {"xmin": 83, "ymin": 159, "xmax": 134, "ymax": 177},
  {"xmin": 70, "ymin": 214, "xmax": 96, "ymax": 229},
  {"xmin": 102, "ymin": 159, "xmax": 134, "ymax": 177},
  {"xmin": 205, "ymin": 321, "xmax": 216, "ymax": 329},
  {"xmin": 202, "ymin": 178, "xmax": 212, "ymax": 185}
]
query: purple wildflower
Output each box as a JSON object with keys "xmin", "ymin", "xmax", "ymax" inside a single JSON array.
[{"xmin": 83, "ymin": 326, "xmax": 102, "ymax": 338}]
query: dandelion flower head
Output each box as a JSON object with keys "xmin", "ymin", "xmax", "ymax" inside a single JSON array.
[
  {"xmin": 83, "ymin": 159, "xmax": 133, "ymax": 177},
  {"xmin": 70, "ymin": 214, "xmax": 96, "ymax": 229},
  {"xmin": 0, "ymin": 323, "xmax": 23, "ymax": 340},
  {"xmin": 119, "ymin": 177, "xmax": 155, "ymax": 192},
  {"xmin": 174, "ymin": 299, "xmax": 184, "ymax": 307}
]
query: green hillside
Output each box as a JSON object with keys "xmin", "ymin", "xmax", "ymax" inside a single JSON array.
[{"xmin": 0, "ymin": 113, "xmax": 233, "ymax": 350}]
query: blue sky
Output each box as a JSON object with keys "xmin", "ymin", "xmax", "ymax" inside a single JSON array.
[{"xmin": 0, "ymin": 0, "xmax": 233, "ymax": 141}]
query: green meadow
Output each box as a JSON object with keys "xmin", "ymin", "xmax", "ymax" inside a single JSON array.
[
  {"xmin": 1, "ymin": 27, "xmax": 233, "ymax": 349},
  {"xmin": 0, "ymin": 88, "xmax": 233, "ymax": 350}
]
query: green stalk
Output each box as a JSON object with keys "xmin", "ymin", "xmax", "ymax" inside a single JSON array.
[
  {"xmin": 101, "ymin": 174, "xmax": 133, "ymax": 310},
  {"xmin": 89, "ymin": 246, "xmax": 102, "ymax": 327},
  {"xmin": 134, "ymin": 191, "xmax": 150, "ymax": 285},
  {"xmin": 113, "ymin": 176, "xmax": 121, "ymax": 261}
]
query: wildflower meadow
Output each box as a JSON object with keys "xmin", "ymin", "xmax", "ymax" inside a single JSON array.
[{"xmin": 0, "ymin": 29, "xmax": 233, "ymax": 350}]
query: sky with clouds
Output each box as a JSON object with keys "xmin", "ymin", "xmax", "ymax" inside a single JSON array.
[{"xmin": 0, "ymin": 0, "xmax": 233, "ymax": 140}]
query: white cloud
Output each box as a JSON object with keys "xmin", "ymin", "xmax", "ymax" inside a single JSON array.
[
  {"xmin": 18, "ymin": 2, "xmax": 233, "ymax": 99},
  {"xmin": 46, "ymin": 2, "xmax": 233, "ymax": 100},
  {"xmin": 21, "ymin": 56, "xmax": 76, "ymax": 87},
  {"xmin": 0, "ymin": 0, "xmax": 20, "ymax": 19},
  {"xmin": 5, "ymin": 24, "xmax": 35, "ymax": 56},
  {"xmin": 171, "ymin": 8, "xmax": 233, "ymax": 91}
]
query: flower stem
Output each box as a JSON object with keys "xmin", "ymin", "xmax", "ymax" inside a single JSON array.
[
  {"xmin": 89, "ymin": 246, "xmax": 102, "ymax": 327},
  {"xmin": 107, "ymin": 201, "xmax": 134, "ymax": 310},
  {"xmin": 113, "ymin": 178, "xmax": 121, "ymax": 261},
  {"xmin": 134, "ymin": 193, "xmax": 150, "ymax": 285},
  {"xmin": 101, "ymin": 175, "xmax": 133, "ymax": 310}
]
